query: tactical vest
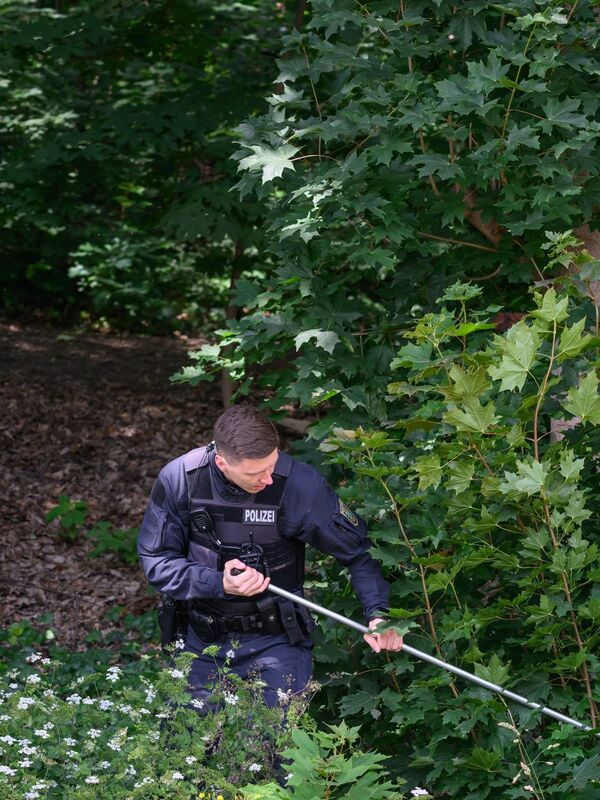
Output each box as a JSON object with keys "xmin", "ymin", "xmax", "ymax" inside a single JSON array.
[{"xmin": 183, "ymin": 445, "xmax": 305, "ymax": 613}]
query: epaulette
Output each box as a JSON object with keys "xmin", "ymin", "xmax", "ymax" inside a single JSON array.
[
  {"xmin": 183, "ymin": 446, "xmax": 210, "ymax": 472},
  {"xmin": 273, "ymin": 450, "xmax": 293, "ymax": 477}
]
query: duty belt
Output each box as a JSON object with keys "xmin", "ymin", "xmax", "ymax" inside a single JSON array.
[{"xmin": 189, "ymin": 595, "xmax": 307, "ymax": 645}]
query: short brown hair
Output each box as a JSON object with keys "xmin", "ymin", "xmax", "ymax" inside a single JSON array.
[{"xmin": 213, "ymin": 404, "xmax": 279, "ymax": 462}]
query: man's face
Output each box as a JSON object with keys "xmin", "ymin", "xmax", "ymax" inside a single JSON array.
[{"xmin": 215, "ymin": 448, "xmax": 278, "ymax": 494}]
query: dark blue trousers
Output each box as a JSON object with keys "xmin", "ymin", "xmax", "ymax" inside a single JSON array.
[{"xmin": 185, "ymin": 626, "xmax": 313, "ymax": 707}]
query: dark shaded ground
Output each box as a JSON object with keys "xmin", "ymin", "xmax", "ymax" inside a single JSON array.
[{"xmin": 0, "ymin": 320, "xmax": 216, "ymax": 649}]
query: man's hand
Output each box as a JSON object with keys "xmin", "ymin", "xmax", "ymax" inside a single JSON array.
[
  {"xmin": 222, "ymin": 559, "xmax": 270, "ymax": 596},
  {"xmin": 363, "ymin": 617, "xmax": 404, "ymax": 654}
]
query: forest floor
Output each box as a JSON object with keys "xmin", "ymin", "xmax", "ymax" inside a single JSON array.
[{"xmin": 0, "ymin": 320, "xmax": 220, "ymax": 650}]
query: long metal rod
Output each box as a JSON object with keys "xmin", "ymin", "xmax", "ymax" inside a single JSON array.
[{"xmin": 268, "ymin": 583, "xmax": 599, "ymax": 737}]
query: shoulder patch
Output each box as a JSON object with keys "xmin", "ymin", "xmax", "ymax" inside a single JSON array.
[{"xmin": 339, "ymin": 500, "xmax": 358, "ymax": 527}]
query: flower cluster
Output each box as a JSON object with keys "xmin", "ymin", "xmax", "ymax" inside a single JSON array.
[{"xmin": 0, "ymin": 645, "xmax": 314, "ymax": 799}]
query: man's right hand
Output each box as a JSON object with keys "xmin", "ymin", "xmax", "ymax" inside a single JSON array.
[{"xmin": 222, "ymin": 559, "xmax": 270, "ymax": 596}]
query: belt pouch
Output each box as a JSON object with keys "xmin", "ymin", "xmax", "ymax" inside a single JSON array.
[
  {"xmin": 278, "ymin": 600, "xmax": 304, "ymax": 645},
  {"xmin": 256, "ymin": 596, "xmax": 282, "ymax": 636},
  {"xmin": 158, "ymin": 594, "xmax": 176, "ymax": 648},
  {"xmin": 189, "ymin": 608, "xmax": 221, "ymax": 643}
]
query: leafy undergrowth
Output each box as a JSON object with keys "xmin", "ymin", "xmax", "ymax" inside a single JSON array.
[{"xmin": 0, "ymin": 642, "xmax": 409, "ymax": 800}]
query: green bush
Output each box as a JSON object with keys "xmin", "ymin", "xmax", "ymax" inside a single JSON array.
[{"xmin": 311, "ymin": 271, "xmax": 600, "ymax": 797}]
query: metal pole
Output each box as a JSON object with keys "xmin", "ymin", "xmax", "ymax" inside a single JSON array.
[{"xmin": 268, "ymin": 583, "xmax": 599, "ymax": 737}]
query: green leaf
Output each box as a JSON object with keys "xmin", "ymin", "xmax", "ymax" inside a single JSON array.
[
  {"xmin": 488, "ymin": 321, "xmax": 540, "ymax": 391},
  {"xmin": 440, "ymin": 364, "xmax": 491, "ymax": 402},
  {"xmin": 569, "ymin": 755, "xmax": 600, "ymax": 791},
  {"xmin": 237, "ymin": 143, "xmax": 298, "ymax": 184},
  {"xmin": 530, "ymin": 288, "xmax": 569, "ymax": 323},
  {"xmin": 558, "ymin": 449, "xmax": 585, "ymax": 481},
  {"xmin": 414, "ymin": 454, "xmax": 443, "ymax": 490},
  {"xmin": 443, "ymin": 398, "xmax": 499, "ymax": 433},
  {"xmin": 466, "ymin": 747, "xmax": 500, "ymax": 772},
  {"xmin": 438, "ymin": 281, "xmax": 482, "ymax": 303},
  {"xmin": 500, "ymin": 459, "xmax": 550, "ymax": 496},
  {"xmin": 391, "ymin": 341, "xmax": 434, "ymax": 371},
  {"xmin": 563, "ymin": 371, "xmax": 600, "ymax": 424},
  {"xmin": 474, "ymin": 653, "xmax": 510, "ymax": 686},
  {"xmin": 557, "ymin": 318, "xmax": 594, "ymax": 363},
  {"xmin": 445, "ymin": 461, "xmax": 475, "ymax": 494},
  {"xmin": 541, "ymin": 97, "xmax": 587, "ymax": 133},
  {"xmin": 506, "ymin": 124, "xmax": 540, "ymax": 150},
  {"xmin": 294, "ymin": 329, "xmax": 340, "ymax": 354}
]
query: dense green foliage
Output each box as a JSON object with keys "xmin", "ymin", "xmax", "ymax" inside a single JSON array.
[
  {"xmin": 3, "ymin": 1, "xmax": 600, "ymax": 797},
  {"xmin": 176, "ymin": 2, "xmax": 600, "ymax": 797},
  {"xmin": 179, "ymin": 0, "xmax": 599, "ymax": 404},
  {"xmin": 0, "ymin": 0, "xmax": 286, "ymax": 329}
]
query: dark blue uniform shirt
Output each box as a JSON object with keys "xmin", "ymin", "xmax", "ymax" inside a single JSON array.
[{"xmin": 138, "ymin": 448, "xmax": 389, "ymax": 620}]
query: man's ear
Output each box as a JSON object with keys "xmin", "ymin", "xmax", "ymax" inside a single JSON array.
[{"xmin": 214, "ymin": 454, "xmax": 227, "ymax": 471}]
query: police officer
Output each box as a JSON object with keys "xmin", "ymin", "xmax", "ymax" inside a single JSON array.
[{"xmin": 137, "ymin": 404, "xmax": 402, "ymax": 707}]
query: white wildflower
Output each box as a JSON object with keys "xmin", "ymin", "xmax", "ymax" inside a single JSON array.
[
  {"xmin": 106, "ymin": 667, "xmax": 121, "ymax": 683},
  {"xmin": 64, "ymin": 738, "xmax": 77, "ymax": 746},
  {"xmin": 19, "ymin": 759, "xmax": 32, "ymax": 768},
  {"xmin": 85, "ymin": 775, "xmax": 100, "ymax": 784},
  {"xmin": 223, "ymin": 691, "xmax": 239, "ymax": 705},
  {"xmin": 26, "ymin": 675, "xmax": 41, "ymax": 685},
  {"xmin": 0, "ymin": 735, "xmax": 16, "ymax": 744},
  {"xmin": 248, "ymin": 763, "xmax": 262, "ymax": 772},
  {"xmin": 82, "ymin": 698, "xmax": 95, "ymax": 705},
  {"xmin": 185, "ymin": 756, "xmax": 197, "ymax": 764},
  {"xmin": 226, "ymin": 649, "xmax": 235, "ymax": 659},
  {"xmin": 0, "ymin": 716, "xmax": 9, "ymax": 722},
  {"xmin": 174, "ymin": 638, "xmax": 185, "ymax": 649},
  {"xmin": 20, "ymin": 746, "xmax": 38, "ymax": 756},
  {"xmin": 524, "ymin": 787, "xmax": 535, "ymax": 793},
  {"xmin": 66, "ymin": 694, "xmax": 82, "ymax": 705},
  {"xmin": 99, "ymin": 761, "xmax": 111, "ymax": 769},
  {"xmin": 190, "ymin": 698, "xmax": 204, "ymax": 710},
  {"xmin": 99, "ymin": 700, "xmax": 113, "ymax": 710},
  {"xmin": 43, "ymin": 722, "xmax": 54, "ymax": 730},
  {"xmin": 33, "ymin": 730, "xmax": 50, "ymax": 739},
  {"xmin": 24, "ymin": 792, "xmax": 40, "ymax": 800},
  {"xmin": 9, "ymin": 683, "xmax": 19, "ymax": 689},
  {"xmin": 411, "ymin": 790, "xmax": 429, "ymax": 798},
  {"xmin": 88, "ymin": 730, "xmax": 102, "ymax": 739},
  {"xmin": 107, "ymin": 740, "xmax": 121, "ymax": 752},
  {"xmin": 171, "ymin": 771, "xmax": 184, "ymax": 780},
  {"xmin": 169, "ymin": 669, "xmax": 185, "ymax": 679},
  {"xmin": 134, "ymin": 777, "xmax": 154, "ymax": 788},
  {"xmin": 66, "ymin": 750, "xmax": 78, "ymax": 758},
  {"xmin": 0, "ymin": 765, "xmax": 16, "ymax": 775},
  {"xmin": 17, "ymin": 698, "xmax": 35, "ymax": 710},
  {"xmin": 25, "ymin": 653, "xmax": 42, "ymax": 664}
]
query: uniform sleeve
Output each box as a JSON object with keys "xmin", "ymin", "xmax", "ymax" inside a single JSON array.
[
  {"xmin": 283, "ymin": 469, "xmax": 389, "ymax": 620},
  {"xmin": 137, "ymin": 460, "xmax": 225, "ymax": 601}
]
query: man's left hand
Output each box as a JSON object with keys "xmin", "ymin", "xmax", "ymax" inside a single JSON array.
[{"xmin": 363, "ymin": 617, "xmax": 403, "ymax": 654}]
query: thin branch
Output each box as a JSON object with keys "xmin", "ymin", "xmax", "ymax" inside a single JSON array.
[{"xmin": 416, "ymin": 231, "xmax": 498, "ymax": 253}]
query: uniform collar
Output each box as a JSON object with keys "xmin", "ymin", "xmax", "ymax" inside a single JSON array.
[{"xmin": 208, "ymin": 450, "xmax": 251, "ymax": 502}]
